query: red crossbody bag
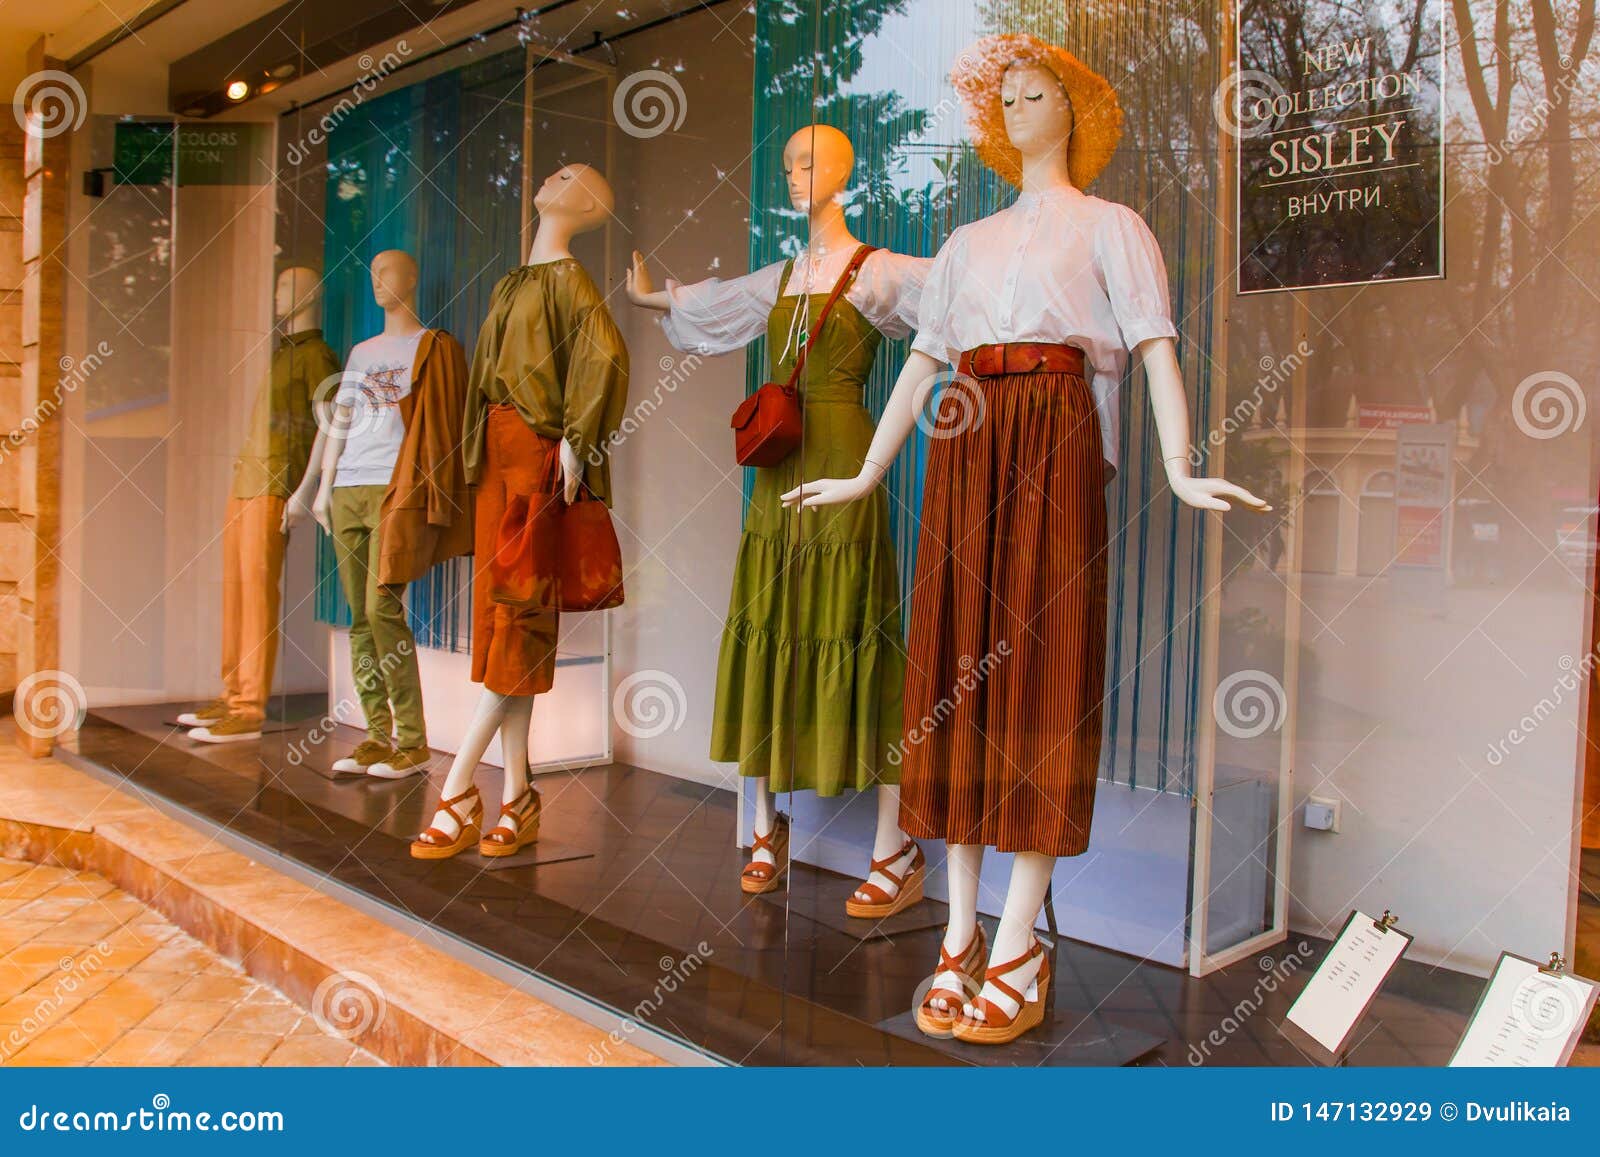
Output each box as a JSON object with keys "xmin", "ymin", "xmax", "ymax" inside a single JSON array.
[{"xmin": 730, "ymin": 245, "xmax": 877, "ymax": 467}]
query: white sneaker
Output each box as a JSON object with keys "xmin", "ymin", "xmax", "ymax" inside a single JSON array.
[
  {"xmin": 332, "ymin": 739, "xmax": 395, "ymax": 773},
  {"xmin": 176, "ymin": 699, "xmax": 229, "ymax": 727},
  {"xmin": 188, "ymin": 715, "xmax": 263, "ymax": 743}
]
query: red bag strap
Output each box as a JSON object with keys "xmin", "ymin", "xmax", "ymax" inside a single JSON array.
[{"xmin": 782, "ymin": 244, "xmax": 878, "ymax": 393}]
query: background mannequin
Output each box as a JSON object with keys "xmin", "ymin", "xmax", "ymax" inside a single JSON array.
[
  {"xmin": 184, "ymin": 267, "xmax": 339, "ymax": 743},
  {"xmin": 628, "ymin": 125, "xmax": 929, "ymax": 912},
  {"xmin": 785, "ymin": 46, "xmax": 1267, "ymax": 1041},
  {"xmin": 412, "ymin": 164, "xmax": 627, "ymax": 860},
  {"xmin": 291, "ymin": 250, "xmax": 432, "ymax": 778}
]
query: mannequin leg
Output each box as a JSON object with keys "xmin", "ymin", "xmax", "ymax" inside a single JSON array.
[
  {"xmin": 964, "ymin": 851, "xmax": 1056, "ymax": 1023},
  {"xmin": 925, "ymin": 843, "xmax": 985, "ymax": 1016},
  {"xmin": 849, "ymin": 785, "xmax": 920, "ymax": 904},
  {"xmin": 421, "ymin": 690, "xmax": 513, "ymax": 840},
  {"xmin": 748, "ymin": 776, "xmax": 777, "ymax": 868},
  {"xmin": 480, "ymin": 696, "xmax": 538, "ymax": 846}
]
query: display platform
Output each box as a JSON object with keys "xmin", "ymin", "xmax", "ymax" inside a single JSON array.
[
  {"xmin": 758, "ymin": 872, "xmax": 949, "ymax": 941},
  {"xmin": 60, "ymin": 701, "xmax": 1486, "ymax": 1066}
]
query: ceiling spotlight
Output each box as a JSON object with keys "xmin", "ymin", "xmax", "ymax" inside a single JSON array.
[
  {"xmin": 225, "ymin": 80, "xmax": 250, "ymax": 101},
  {"xmin": 266, "ymin": 62, "xmax": 297, "ymax": 80}
]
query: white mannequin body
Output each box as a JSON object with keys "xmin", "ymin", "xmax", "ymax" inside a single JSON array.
[
  {"xmin": 627, "ymin": 125, "xmax": 918, "ymax": 902},
  {"xmin": 417, "ymin": 165, "xmax": 609, "ymax": 847},
  {"xmin": 783, "ymin": 66, "xmax": 1268, "ymax": 1025}
]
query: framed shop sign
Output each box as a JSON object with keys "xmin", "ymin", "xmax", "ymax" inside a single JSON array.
[
  {"xmin": 1234, "ymin": 0, "xmax": 1445, "ymax": 293},
  {"xmin": 113, "ymin": 121, "xmax": 270, "ymax": 186}
]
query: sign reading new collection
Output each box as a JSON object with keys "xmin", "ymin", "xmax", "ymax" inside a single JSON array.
[
  {"xmin": 1235, "ymin": 0, "xmax": 1445, "ymax": 293},
  {"xmin": 113, "ymin": 121, "xmax": 270, "ymax": 187}
]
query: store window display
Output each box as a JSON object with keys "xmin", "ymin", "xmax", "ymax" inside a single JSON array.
[
  {"xmin": 787, "ymin": 36, "xmax": 1270, "ymax": 1044},
  {"xmin": 181, "ymin": 267, "xmax": 340, "ymax": 744},
  {"xmin": 412, "ymin": 162, "xmax": 629, "ymax": 861},
  {"xmin": 627, "ymin": 124, "xmax": 931, "ymax": 911}
]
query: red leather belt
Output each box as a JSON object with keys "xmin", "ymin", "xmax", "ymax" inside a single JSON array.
[{"xmin": 957, "ymin": 342, "xmax": 1086, "ymax": 379}]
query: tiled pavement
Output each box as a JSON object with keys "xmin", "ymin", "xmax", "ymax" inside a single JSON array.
[{"xmin": 0, "ymin": 857, "xmax": 382, "ymax": 1067}]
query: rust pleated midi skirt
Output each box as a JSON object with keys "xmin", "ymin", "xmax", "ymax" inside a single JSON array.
[
  {"xmin": 898, "ymin": 355, "xmax": 1109, "ymax": 857},
  {"xmin": 471, "ymin": 406, "xmax": 560, "ymax": 697}
]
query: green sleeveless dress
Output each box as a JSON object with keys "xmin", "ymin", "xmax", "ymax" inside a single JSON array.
[{"xmin": 709, "ymin": 261, "xmax": 906, "ymax": 796}]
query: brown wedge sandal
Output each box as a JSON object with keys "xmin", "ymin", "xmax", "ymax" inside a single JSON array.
[
  {"xmin": 845, "ymin": 838, "xmax": 926, "ymax": 918},
  {"xmin": 914, "ymin": 925, "xmax": 987, "ymax": 1038},
  {"xmin": 740, "ymin": 815, "xmax": 789, "ymax": 895},
  {"xmin": 479, "ymin": 786, "xmax": 542, "ymax": 858},
  {"xmin": 410, "ymin": 787, "xmax": 483, "ymax": 860},
  {"xmin": 952, "ymin": 937, "xmax": 1052, "ymax": 1045}
]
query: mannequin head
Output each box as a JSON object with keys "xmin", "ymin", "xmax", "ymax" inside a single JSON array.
[
  {"xmin": 274, "ymin": 266, "xmax": 321, "ymax": 323},
  {"xmin": 782, "ymin": 124, "xmax": 854, "ymax": 212},
  {"xmin": 533, "ymin": 163, "xmax": 614, "ymax": 234},
  {"xmin": 1000, "ymin": 61, "xmax": 1074, "ymax": 168},
  {"xmin": 370, "ymin": 249, "xmax": 419, "ymax": 311}
]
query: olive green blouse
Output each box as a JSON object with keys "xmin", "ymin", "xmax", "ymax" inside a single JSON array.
[{"xmin": 463, "ymin": 259, "xmax": 629, "ymax": 504}]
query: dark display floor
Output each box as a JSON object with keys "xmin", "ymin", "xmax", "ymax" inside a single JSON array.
[{"xmin": 61, "ymin": 699, "xmax": 1483, "ymax": 1066}]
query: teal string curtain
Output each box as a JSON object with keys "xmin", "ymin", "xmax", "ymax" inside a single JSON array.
[
  {"xmin": 310, "ymin": 48, "xmax": 525, "ymax": 652},
  {"xmin": 751, "ymin": 0, "xmax": 1218, "ymax": 794}
]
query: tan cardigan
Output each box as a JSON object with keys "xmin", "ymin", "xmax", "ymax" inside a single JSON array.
[{"xmin": 377, "ymin": 329, "xmax": 474, "ymax": 585}]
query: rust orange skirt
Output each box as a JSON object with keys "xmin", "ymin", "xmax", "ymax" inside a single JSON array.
[
  {"xmin": 898, "ymin": 351, "xmax": 1108, "ymax": 858},
  {"xmin": 471, "ymin": 406, "xmax": 559, "ymax": 696}
]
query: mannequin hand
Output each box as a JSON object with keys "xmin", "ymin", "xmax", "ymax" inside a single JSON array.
[
  {"xmin": 625, "ymin": 250, "xmax": 675, "ymax": 310},
  {"xmin": 282, "ymin": 488, "xmax": 314, "ymax": 533},
  {"xmin": 560, "ymin": 439, "xmax": 582, "ymax": 503},
  {"xmin": 780, "ymin": 472, "xmax": 877, "ymax": 510},
  {"xmin": 311, "ymin": 486, "xmax": 334, "ymax": 534},
  {"xmin": 1169, "ymin": 474, "xmax": 1271, "ymax": 513}
]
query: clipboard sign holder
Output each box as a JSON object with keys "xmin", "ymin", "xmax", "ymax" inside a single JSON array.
[
  {"xmin": 1282, "ymin": 908, "xmax": 1414, "ymax": 1066},
  {"xmin": 1448, "ymin": 949, "xmax": 1600, "ymax": 1067}
]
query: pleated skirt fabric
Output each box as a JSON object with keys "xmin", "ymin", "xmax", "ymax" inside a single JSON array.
[{"xmin": 898, "ymin": 366, "xmax": 1109, "ymax": 857}]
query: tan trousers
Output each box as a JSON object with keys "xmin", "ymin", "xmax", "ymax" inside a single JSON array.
[{"xmin": 220, "ymin": 494, "xmax": 287, "ymax": 723}]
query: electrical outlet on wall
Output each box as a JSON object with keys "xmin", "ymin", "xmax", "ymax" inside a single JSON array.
[{"xmin": 1303, "ymin": 796, "xmax": 1342, "ymax": 833}]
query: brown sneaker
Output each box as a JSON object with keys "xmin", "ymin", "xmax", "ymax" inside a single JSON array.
[
  {"xmin": 332, "ymin": 738, "xmax": 395, "ymax": 773},
  {"xmin": 188, "ymin": 714, "xmax": 263, "ymax": 744},
  {"xmin": 368, "ymin": 745, "xmax": 432, "ymax": 780},
  {"xmin": 176, "ymin": 698, "xmax": 229, "ymax": 727}
]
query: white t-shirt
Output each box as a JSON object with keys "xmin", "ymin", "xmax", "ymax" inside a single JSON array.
[
  {"xmin": 911, "ymin": 185, "xmax": 1178, "ymax": 470},
  {"xmin": 332, "ymin": 330, "xmax": 425, "ymax": 488}
]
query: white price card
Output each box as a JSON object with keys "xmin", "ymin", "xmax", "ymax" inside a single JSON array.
[
  {"xmin": 1285, "ymin": 910, "xmax": 1412, "ymax": 1056},
  {"xmin": 1449, "ymin": 953, "xmax": 1599, "ymax": 1067}
]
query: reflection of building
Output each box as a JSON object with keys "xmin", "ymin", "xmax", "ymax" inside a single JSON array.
[{"xmin": 1250, "ymin": 398, "xmax": 1478, "ymax": 577}]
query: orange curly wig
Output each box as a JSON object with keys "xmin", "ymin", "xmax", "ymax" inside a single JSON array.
[{"xmin": 950, "ymin": 33, "xmax": 1123, "ymax": 190}]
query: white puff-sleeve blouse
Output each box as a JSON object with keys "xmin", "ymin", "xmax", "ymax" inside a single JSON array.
[
  {"xmin": 659, "ymin": 247, "xmax": 931, "ymax": 357},
  {"xmin": 911, "ymin": 186, "xmax": 1179, "ymax": 470}
]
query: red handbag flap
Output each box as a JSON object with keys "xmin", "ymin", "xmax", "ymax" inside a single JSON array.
[{"xmin": 730, "ymin": 389, "xmax": 766, "ymax": 431}]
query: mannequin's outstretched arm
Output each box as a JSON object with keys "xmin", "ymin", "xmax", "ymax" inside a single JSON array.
[
  {"xmin": 781, "ymin": 350, "xmax": 944, "ymax": 509},
  {"xmin": 624, "ymin": 250, "xmax": 676, "ymax": 311},
  {"xmin": 1139, "ymin": 337, "xmax": 1270, "ymax": 512}
]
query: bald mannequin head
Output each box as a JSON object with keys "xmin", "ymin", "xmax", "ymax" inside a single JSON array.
[
  {"xmin": 783, "ymin": 124, "xmax": 855, "ymax": 211},
  {"xmin": 370, "ymin": 249, "xmax": 419, "ymax": 311},
  {"xmin": 274, "ymin": 266, "xmax": 321, "ymax": 322},
  {"xmin": 534, "ymin": 163, "xmax": 615, "ymax": 235}
]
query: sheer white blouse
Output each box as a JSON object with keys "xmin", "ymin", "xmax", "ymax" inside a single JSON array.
[
  {"xmin": 911, "ymin": 185, "xmax": 1178, "ymax": 470},
  {"xmin": 659, "ymin": 247, "xmax": 930, "ymax": 359}
]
